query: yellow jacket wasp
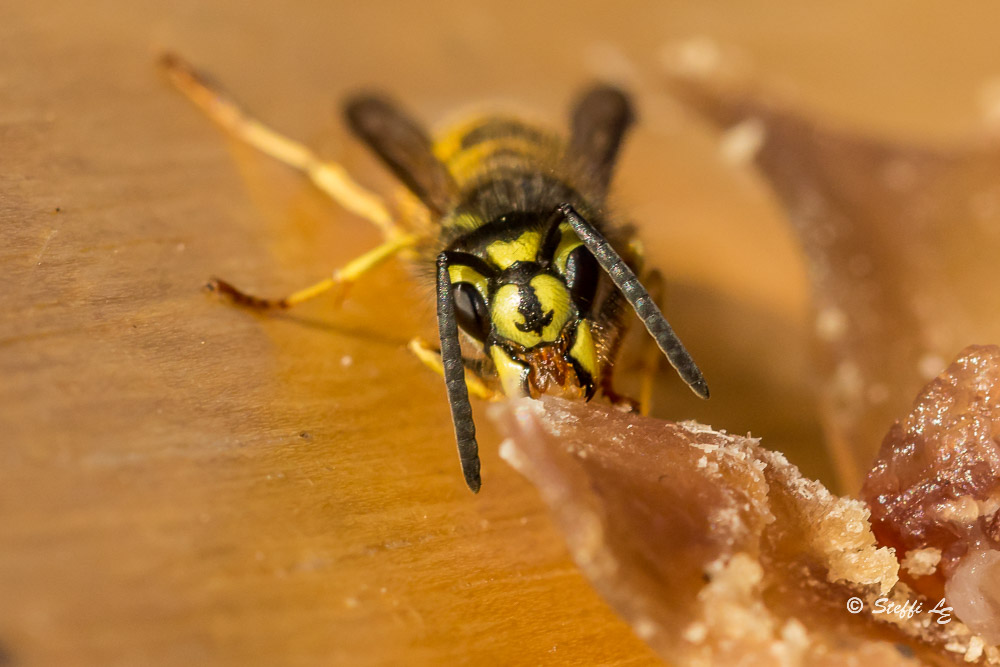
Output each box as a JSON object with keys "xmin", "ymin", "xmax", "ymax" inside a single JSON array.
[{"xmin": 161, "ymin": 54, "xmax": 708, "ymax": 493}]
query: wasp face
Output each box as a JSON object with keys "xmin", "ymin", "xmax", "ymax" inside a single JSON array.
[
  {"xmin": 445, "ymin": 213, "xmax": 602, "ymax": 400},
  {"xmin": 490, "ymin": 262, "xmax": 571, "ymax": 346}
]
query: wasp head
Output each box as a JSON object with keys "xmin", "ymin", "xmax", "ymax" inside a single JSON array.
[{"xmin": 443, "ymin": 211, "xmax": 602, "ymax": 400}]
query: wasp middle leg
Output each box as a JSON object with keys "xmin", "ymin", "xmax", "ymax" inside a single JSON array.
[{"xmin": 206, "ymin": 232, "xmax": 419, "ymax": 310}]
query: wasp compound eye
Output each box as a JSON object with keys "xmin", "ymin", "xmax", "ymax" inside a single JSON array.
[
  {"xmin": 565, "ymin": 245, "xmax": 599, "ymax": 314},
  {"xmin": 452, "ymin": 282, "xmax": 491, "ymax": 342}
]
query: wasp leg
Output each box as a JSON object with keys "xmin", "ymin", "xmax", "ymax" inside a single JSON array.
[
  {"xmin": 407, "ymin": 337, "xmax": 498, "ymax": 401},
  {"xmin": 208, "ymin": 233, "xmax": 418, "ymax": 310},
  {"xmin": 593, "ymin": 291, "xmax": 637, "ymax": 411},
  {"xmin": 160, "ymin": 52, "xmax": 400, "ymax": 239},
  {"xmin": 593, "ymin": 270, "xmax": 666, "ymax": 415}
]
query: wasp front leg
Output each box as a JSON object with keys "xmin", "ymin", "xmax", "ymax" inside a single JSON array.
[
  {"xmin": 635, "ymin": 269, "xmax": 667, "ymax": 416},
  {"xmin": 594, "ymin": 269, "xmax": 670, "ymax": 415},
  {"xmin": 208, "ymin": 233, "xmax": 418, "ymax": 310},
  {"xmin": 407, "ymin": 338, "xmax": 499, "ymax": 401},
  {"xmin": 590, "ymin": 240, "xmax": 642, "ymax": 412},
  {"xmin": 591, "ymin": 291, "xmax": 629, "ymax": 406}
]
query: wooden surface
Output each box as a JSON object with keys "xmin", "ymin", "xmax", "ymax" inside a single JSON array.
[{"xmin": 3, "ymin": 2, "xmax": 1000, "ymax": 665}]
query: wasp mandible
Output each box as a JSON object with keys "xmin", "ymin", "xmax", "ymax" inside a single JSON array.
[{"xmin": 161, "ymin": 54, "xmax": 709, "ymax": 492}]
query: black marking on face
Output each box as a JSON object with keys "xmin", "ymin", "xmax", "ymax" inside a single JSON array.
[
  {"xmin": 498, "ymin": 260, "xmax": 541, "ymax": 285},
  {"xmin": 514, "ymin": 285, "xmax": 554, "ymax": 335}
]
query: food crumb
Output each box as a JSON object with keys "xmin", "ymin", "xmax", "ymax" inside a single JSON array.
[
  {"xmin": 901, "ymin": 547, "xmax": 942, "ymax": 577},
  {"xmin": 965, "ymin": 635, "xmax": 985, "ymax": 662}
]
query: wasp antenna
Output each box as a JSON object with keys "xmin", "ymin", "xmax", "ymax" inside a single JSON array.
[
  {"xmin": 436, "ymin": 253, "xmax": 482, "ymax": 492},
  {"xmin": 556, "ymin": 204, "xmax": 709, "ymax": 399}
]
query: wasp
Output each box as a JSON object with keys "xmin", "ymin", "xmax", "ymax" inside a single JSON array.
[{"xmin": 161, "ymin": 54, "xmax": 709, "ymax": 492}]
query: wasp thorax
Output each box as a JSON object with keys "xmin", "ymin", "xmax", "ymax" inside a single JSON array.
[{"xmin": 490, "ymin": 261, "xmax": 573, "ymax": 348}]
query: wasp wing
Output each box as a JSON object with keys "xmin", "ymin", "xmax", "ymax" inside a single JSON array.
[
  {"xmin": 345, "ymin": 96, "xmax": 458, "ymax": 217},
  {"xmin": 567, "ymin": 85, "xmax": 635, "ymax": 196}
]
